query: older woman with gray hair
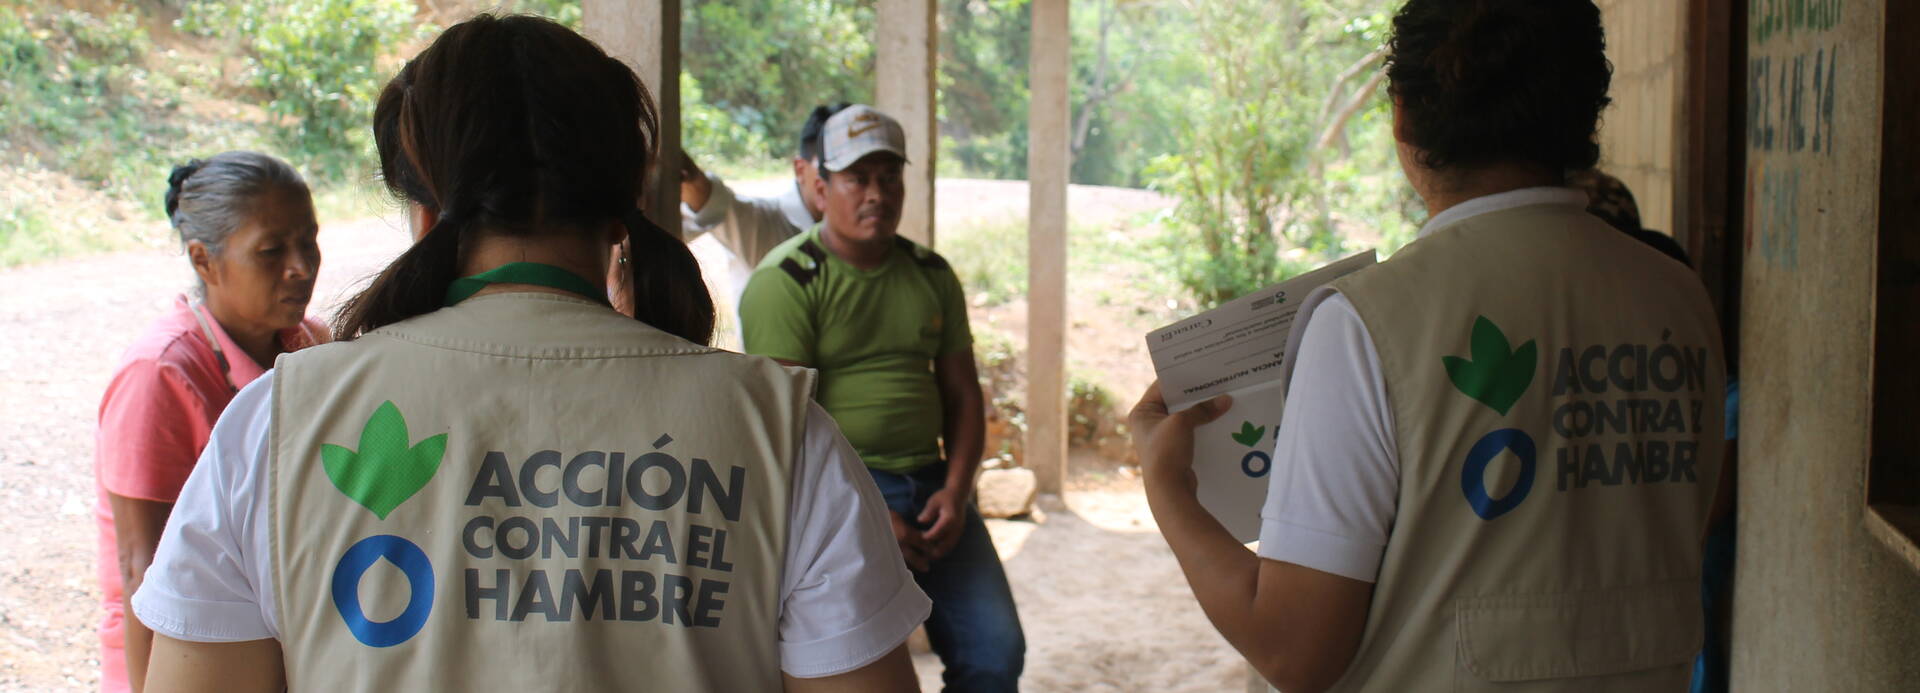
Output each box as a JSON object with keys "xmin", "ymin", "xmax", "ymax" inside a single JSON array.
[{"xmin": 91, "ymin": 150, "xmax": 326, "ymax": 693}]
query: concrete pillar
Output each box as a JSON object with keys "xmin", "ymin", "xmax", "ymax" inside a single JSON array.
[
  {"xmin": 583, "ymin": 0, "xmax": 681, "ymax": 236},
  {"xmin": 1026, "ymin": 0, "xmax": 1069, "ymax": 495},
  {"xmin": 875, "ymin": 0, "xmax": 938, "ymax": 247},
  {"xmin": 1734, "ymin": 0, "xmax": 1920, "ymax": 689}
]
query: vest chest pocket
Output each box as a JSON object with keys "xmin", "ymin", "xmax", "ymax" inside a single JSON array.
[{"xmin": 1452, "ymin": 580, "xmax": 1700, "ymax": 691}]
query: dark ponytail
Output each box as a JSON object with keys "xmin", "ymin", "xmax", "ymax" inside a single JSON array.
[
  {"xmin": 333, "ymin": 213, "xmax": 466, "ymax": 337},
  {"xmin": 624, "ymin": 210, "xmax": 715, "ymax": 343},
  {"xmin": 163, "ymin": 160, "xmax": 205, "ymax": 220},
  {"xmin": 334, "ymin": 14, "xmax": 714, "ymax": 345}
]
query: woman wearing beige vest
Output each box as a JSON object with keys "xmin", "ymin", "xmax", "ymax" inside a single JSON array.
[
  {"xmin": 132, "ymin": 15, "xmax": 928, "ymax": 692},
  {"xmin": 1131, "ymin": 1, "xmax": 1725, "ymax": 691}
]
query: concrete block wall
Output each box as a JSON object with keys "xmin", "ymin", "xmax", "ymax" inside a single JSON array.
[{"xmin": 1594, "ymin": 0, "xmax": 1684, "ymax": 234}]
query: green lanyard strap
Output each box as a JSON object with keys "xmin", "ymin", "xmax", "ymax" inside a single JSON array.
[{"xmin": 444, "ymin": 262, "xmax": 607, "ymax": 307}]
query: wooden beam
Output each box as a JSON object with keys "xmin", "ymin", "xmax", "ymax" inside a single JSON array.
[
  {"xmin": 1868, "ymin": 0, "xmax": 1920, "ymax": 570},
  {"xmin": 1027, "ymin": 0, "xmax": 1069, "ymax": 495},
  {"xmin": 1677, "ymin": 0, "xmax": 1745, "ymax": 369},
  {"xmin": 875, "ymin": 0, "xmax": 938, "ymax": 247},
  {"xmin": 583, "ymin": 0, "xmax": 681, "ymax": 236}
]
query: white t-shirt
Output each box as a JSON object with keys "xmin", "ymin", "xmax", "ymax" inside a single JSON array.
[
  {"xmin": 681, "ymin": 174, "xmax": 812, "ymax": 298},
  {"xmin": 131, "ymin": 370, "xmax": 931, "ymax": 679},
  {"xmin": 1256, "ymin": 187, "xmax": 1590, "ymax": 583}
]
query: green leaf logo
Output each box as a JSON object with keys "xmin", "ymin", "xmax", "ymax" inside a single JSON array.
[
  {"xmin": 1231, "ymin": 421, "xmax": 1266, "ymax": 447},
  {"xmin": 320, "ymin": 401, "xmax": 447, "ymax": 520},
  {"xmin": 1441, "ymin": 316, "xmax": 1537, "ymax": 416}
]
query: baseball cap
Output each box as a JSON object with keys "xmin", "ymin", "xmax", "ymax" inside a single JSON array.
[
  {"xmin": 1566, "ymin": 168, "xmax": 1642, "ymax": 234},
  {"xmin": 819, "ymin": 104, "xmax": 909, "ymax": 172}
]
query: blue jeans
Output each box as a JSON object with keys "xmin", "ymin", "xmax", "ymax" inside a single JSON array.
[{"xmin": 868, "ymin": 463, "xmax": 1026, "ymax": 693}]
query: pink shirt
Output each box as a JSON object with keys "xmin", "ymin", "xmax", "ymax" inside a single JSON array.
[{"xmin": 91, "ymin": 296, "xmax": 326, "ymax": 693}]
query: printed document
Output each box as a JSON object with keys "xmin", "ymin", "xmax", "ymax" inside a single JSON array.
[{"xmin": 1145, "ymin": 251, "xmax": 1376, "ymax": 542}]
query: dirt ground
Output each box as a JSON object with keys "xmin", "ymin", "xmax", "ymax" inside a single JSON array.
[{"xmin": 0, "ymin": 179, "xmax": 1247, "ymax": 692}]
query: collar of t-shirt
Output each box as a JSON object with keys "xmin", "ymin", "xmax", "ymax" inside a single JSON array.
[
  {"xmin": 1416, "ymin": 186, "xmax": 1590, "ymax": 240},
  {"xmin": 808, "ymin": 227, "xmax": 918, "ymax": 279},
  {"xmin": 779, "ymin": 181, "xmax": 815, "ymax": 231},
  {"xmin": 179, "ymin": 295, "xmax": 322, "ymax": 391}
]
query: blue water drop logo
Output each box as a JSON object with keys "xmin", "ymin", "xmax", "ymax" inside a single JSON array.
[
  {"xmin": 1241, "ymin": 450, "xmax": 1271, "ymax": 478},
  {"xmin": 330, "ymin": 534, "xmax": 435, "ymax": 647},
  {"xmin": 1460, "ymin": 428, "xmax": 1536, "ymax": 521}
]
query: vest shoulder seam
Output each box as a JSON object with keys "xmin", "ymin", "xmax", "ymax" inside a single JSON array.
[{"xmin": 350, "ymin": 331, "xmax": 721, "ymax": 360}]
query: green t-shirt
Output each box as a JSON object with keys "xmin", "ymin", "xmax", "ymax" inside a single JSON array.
[{"xmin": 739, "ymin": 226, "xmax": 972, "ymax": 473}]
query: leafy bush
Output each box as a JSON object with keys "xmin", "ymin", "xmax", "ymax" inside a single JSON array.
[
  {"xmin": 504, "ymin": 0, "xmax": 583, "ymax": 29},
  {"xmin": 943, "ymin": 218, "xmax": 1030, "ymax": 307},
  {"xmin": 973, "ymin": 324, "xmax": 1136, "ymax": 470},
  {"xmin": 1067, "ymin": 373, "xmax": 1114, "ymax": 446},
  {"xmin": 683, "ymin": 72, "xmax": 772, "ymax": 165},
  {"xmin": 975, "ymin": 327, "xmax": 1027, "ymax": 468},
  {"xmin": 0, "ymin": 160, "xmax": 153, "ymax": 266},
  {"xmin": 0, "ymin": 201, "xmax": 54, "ymax": 266},
  {"xmin": 682, "ymin": 0, "xmax": 875, "ymax": 160},
  {"xmin": 179, "ymin": 0, "xmax": 420, "ymax": 181},
  {"xmin": 1146, "ymin": 0, "xmax": 1396, "ymax": 306},
  {"xmin": 0, "ymin": 7, "xmax": 178, "ymax": 198}
]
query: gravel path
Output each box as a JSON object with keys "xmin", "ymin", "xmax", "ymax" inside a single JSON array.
[
  {"xmin": 0, "ymin": 181, "xmax": 1244, "ymax": 692},
  {"xmin": 0, "ymin": 213, "xmax": 412, "ymax": 691}
]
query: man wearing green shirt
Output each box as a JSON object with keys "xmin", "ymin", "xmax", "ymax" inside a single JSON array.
[{"xmin": 739, "ymin": 105, "xmax": 1024, "ymax": 692}]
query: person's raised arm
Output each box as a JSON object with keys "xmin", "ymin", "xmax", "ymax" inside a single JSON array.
[
  {"xmin": 782, "ymin": 644, "xmax": 919, "ymax": 693},
  {"xmin": 143, "ymin": 636, "xmax": 283, "ymax": 693},
  {"xmin": 679, "ymin": 153, "xmax": 804, "ymax": 267},
  {"xmin": 680, "ymin": 151, "xmax": 714, "ymax": 212}
]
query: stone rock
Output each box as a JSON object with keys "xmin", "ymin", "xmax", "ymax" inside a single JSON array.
[{"xmin": 976, "ymin": 468, "xmax": 1038, "ymax": 518}]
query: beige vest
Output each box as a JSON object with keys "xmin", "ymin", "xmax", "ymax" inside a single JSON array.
[
  {"xmin": 270, "ymin": 292, "xmax": 814, "ymax": 691},
  {"xmin": 1319, "ymin": 203, "xmax": 1725, "ymax": 691}
]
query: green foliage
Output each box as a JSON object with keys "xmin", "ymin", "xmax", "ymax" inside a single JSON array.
[
  {"xmin": 939, "ymin": 0, "xmax": 1030, "ymax": 178},
  {"xmin": 0, "ymin": 158, "xmax": 152, "ymax": 266},
  {"xmin": 1064, "ymin": 0, "xmax": 1193, "ymax": 187},
  {"xmin": 179, "ymin": 0, "xmax": 420, "ymax": 181},
  {"xmin": 973, "ymin": 325, "xmax": 1026, "ymax": 467},
  {"xmin": 0, "ymin": 6, "xmax": 180, "ymax": 200},
  {"xmin": 943, "ymin": 219, "xmax": 1029, "ymax": 307},
  {"xmin": 2, "ymin": 0, "xmax": 1418, "ymax": 279},
  {"xmin": 682, "ymin": 0, "xmax": 875, "ymax": 160},
  {"xmin": 1146, "ymin": 0, "xmax": 1394, "ymax": 305},
  {"xmin": 51, "ymin": 8, "xmax": 149, "ymax": 63},
  {"xmin": 0, "ymin": 201, "xmax": 55, "ymax": 267},
  {"xmin": 683, "ymin": 72, "xmax": 772, "ymax": 164},
  {"xmin": 1067, "ymin": 373, "xmax": 1115, "ymax": 446},
  {"xmin": 502, "ymin": 0, "xmax": 583, "ymax": 29},
  {"xmin": 471, "ymin": 0, "xmax": 873, "ymax": 164},
  {"xmin": 943, "ymin": 215, "xmax": 1158, "ymax": 309},
  {"xmin": 970, "ymin": 325, "xmax": 1128, "ymax": 467}
]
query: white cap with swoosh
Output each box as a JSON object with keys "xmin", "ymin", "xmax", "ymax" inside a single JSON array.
[{"xmin": 819, "ymin": 104, "xmax": 909, "ymax": 172}]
